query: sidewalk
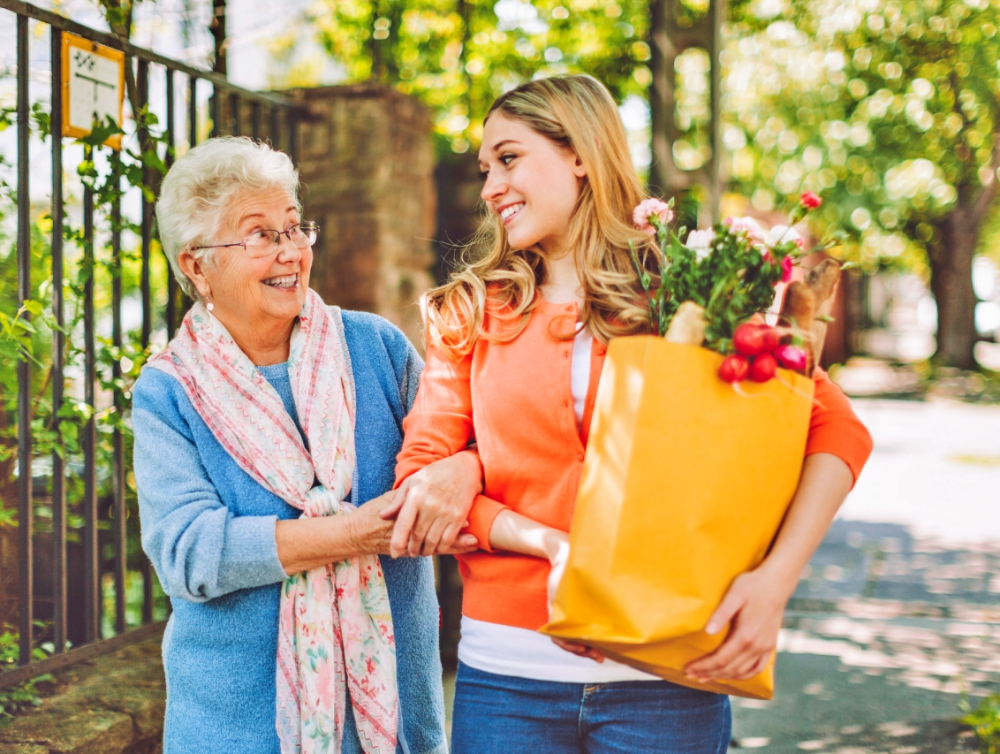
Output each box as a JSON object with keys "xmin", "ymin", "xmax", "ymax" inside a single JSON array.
[{"xmin": 733, "ymin": 397, "xmax": 1000, "ymax": 751}]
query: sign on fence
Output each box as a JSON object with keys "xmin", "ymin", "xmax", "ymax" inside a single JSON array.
[{"xmin": 62, "ymin": 32, "xmax": 124, "ymax": 149}]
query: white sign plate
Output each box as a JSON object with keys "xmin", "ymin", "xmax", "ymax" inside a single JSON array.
[{"xmin": 62, "ymin": 33, "xmax": 124, "ymax": 148}]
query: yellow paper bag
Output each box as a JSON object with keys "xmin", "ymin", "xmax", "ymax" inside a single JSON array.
[{"xmin": 541, "ymin": 336, "xmax": 814, "ymax": 699}]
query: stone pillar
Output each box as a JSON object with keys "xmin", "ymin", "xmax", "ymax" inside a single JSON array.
[
  {"xmin": 286, "ymin": 84, "xmax": 437, "ymax": 349},
  {"xmin": 433, "ymin": 152, "xmax": 483, "ymax": 285}
]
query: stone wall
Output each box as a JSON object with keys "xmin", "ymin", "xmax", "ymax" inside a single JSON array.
[
  {"xmin": 433, "ymin": 152, "xmax": 484, "ymax": 285},
  {"xmin": 0, "ymin": 633, "xmax": 165, "ymax": 754},
  {"xmin": 287, "ymin": 84, "xmax": 438, "ymax": 349}
]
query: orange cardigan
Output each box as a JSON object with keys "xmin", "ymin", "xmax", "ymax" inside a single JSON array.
[{"xmin": 395, "ymin": 298, "xmax": 873, "ymax": 631}]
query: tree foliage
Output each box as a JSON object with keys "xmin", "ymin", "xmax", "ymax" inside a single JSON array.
[
  {"xmin": 727, "ymin": 0, "xmax": 998, "ymax": 261},
  {"xmin": 722, "ymin": 0, "xmax": 1000, "ymax": 366},
  {"xmin": 312, "ymin": 0, "xmax": 652, "ymax": 152}
]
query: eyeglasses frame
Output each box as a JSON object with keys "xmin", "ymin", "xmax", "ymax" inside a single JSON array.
[{"xmin": 190, "ymin": 221, "xmax": 320, "ymax": 254}]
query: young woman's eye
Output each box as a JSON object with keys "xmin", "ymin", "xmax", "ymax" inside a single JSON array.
[
  {"xmin": 500, "ymin": 153, "xmax": 516, "ymax": 166},
  {"xmin": 479, "ymin": 169, "xmax": 490, "ymax": 181}
]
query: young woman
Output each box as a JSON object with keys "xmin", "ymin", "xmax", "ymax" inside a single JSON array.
[{"xmin": 390, "ymin": 75, "xmax": 873, "ymax": 753}]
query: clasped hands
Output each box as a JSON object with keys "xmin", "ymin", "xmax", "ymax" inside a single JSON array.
[{"xmin": 377, "ymin": 450, "xmax": 483, "ymax": 558}]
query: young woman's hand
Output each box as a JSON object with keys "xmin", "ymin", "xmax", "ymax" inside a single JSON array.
[
  {"xmin": 551, "ymin": 637, "xmax": 605, "ymax": 663},
  {"xmin": 683, "ymin": 564, "xmax": 790, "ymax": 682},
  {"xmin": 382, "ymin": 450, "xmax": 483, "ymax": 558},
  {"xmin": 685, "ymin": 453, "xmax": 854, "ymax": 682}
]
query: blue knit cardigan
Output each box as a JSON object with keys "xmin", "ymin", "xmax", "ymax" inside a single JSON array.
[{"xmin": 132, "ymin": 310, "xmax": 446, "ymax": 754}]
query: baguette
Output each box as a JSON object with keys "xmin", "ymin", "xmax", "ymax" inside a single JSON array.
[
  {"xmin": 804, "ymin": 259, "xmax": 842, "ymax": 370},
  {"xmin": 779, "ymin": 281, "xmax": 817, "ymax": 374},
  {"xmin": 665, "ymin": 301, "xmax": 708, "ymax": 346}
]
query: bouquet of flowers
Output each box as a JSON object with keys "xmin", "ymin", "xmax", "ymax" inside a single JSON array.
[
  {"xmin": 629, "ymin": 191, "xmax": 837, "ymax": 384},
  {"xmin": 541, "ymin": 192, "xmax": 837, "ymax": 700}
]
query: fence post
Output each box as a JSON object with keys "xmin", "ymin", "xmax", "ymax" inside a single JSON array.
[
  {"xmin": 15, "ymin": 11, "xmax": 33, "ymax": 666},
  {"xmin": 166, "ymin": 69, "xmax": 178, "ymax": 338},
  {"xmin": 136, "ymin": 58, "xmax": 155, "ymax": 626},
  {"xmin": 81, "ymin": 143, "xmax": 99, "ymax": 644},
  {"xmin": 111, "ymin": 149, "xmax": 127, "ymax": 636},
  {"xmin": 49, "ymin": 24, "xmax": 67, "ymax": 656}
]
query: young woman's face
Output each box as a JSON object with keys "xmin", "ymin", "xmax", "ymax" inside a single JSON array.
[{"xmin": 478, "ymin": 113, "xmax": 587, "ymax": 256}]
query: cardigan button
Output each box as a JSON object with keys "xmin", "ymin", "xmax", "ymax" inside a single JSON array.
[{"xmin": 577, "ymin": 452, "xmax": 585, "ymax": 461}]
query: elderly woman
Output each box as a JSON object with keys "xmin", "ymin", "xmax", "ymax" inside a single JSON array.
[{"xmin": 133, "ymin": 136, "xmax": 480, "ymax": 754}]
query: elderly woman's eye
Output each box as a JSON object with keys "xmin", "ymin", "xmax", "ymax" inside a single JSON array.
[{"xmin": 246, "ymin": 230, "xmax": 272, "ymax": 246}]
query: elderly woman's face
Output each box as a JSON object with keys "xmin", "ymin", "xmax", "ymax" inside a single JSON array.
[{"xmin": 188, "ymin": 187, "xmax": 311, "ymax": 330}]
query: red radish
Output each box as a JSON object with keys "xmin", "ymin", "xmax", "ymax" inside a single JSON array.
[
  {"xmin": 718, "ymin": 354, "xmax": 750, "ymax": 383},
  {"xmin": 759, "ymin": 326, "xmax": 781, "ymax": 352},
  {"xmin": 775, "ymin": 344, "xmax": 808, "ymax": 372},
  {"xmin": 750, "ymin": 353, "xmax": 777, "ymax": 383},
  {"xmin": 733, "ymin": 323, "xmax": 781, "ymax": 357}
]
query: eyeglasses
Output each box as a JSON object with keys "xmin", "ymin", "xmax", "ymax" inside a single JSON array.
[{"xmin": 191, "ymin": 222, "xmax": 320, "ymax": 258}]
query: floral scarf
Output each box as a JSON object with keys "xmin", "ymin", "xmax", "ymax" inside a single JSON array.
[{"xmin": 147, "ymin": 289, "xmax": 398, "ymax": 754}]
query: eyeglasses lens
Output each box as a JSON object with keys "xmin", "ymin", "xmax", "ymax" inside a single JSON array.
[{"xmin": 244, "ymin": 224, "xmax": 319, "ymax": 257}]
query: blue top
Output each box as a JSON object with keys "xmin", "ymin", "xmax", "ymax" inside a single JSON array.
[{"xmin": 132, "ymin": 310, "xmax": 446, "ymax": 754}]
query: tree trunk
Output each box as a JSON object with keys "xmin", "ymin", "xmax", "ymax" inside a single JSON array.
[
  {"xmin": 929, "ymin": 206, "xmax": 980, "ymax": 369},
  {"xmin": 648, "ymin": 0, "xmax": 671, "ymax": 199}
]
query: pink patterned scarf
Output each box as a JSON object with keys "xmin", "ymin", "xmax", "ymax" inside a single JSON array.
[{"xmin": 147, "ymin": 289, "xmax": 398, "ymax": 754}]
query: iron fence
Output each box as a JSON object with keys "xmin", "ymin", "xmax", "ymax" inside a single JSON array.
[{"xmin": 1, "ymin": 0, "xmax": 301, "ymax": 687}]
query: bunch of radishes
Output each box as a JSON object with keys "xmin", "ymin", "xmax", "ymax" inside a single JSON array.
[{"xmin": 718, "ymin": 323, "xmax": 808, "ymax": 384}]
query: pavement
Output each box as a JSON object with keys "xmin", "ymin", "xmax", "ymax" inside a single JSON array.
[{"xmin": 733, "ymin": 397, "xmax": 1000, "ymax": 752}]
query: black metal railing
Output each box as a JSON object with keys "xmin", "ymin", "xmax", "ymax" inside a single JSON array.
[{"xmin": 1, "ymin": 0, "xmax": 300, "ymax": 687}]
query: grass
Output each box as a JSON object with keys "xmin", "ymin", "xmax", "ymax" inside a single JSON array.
[{"xmin": 961, "ymin": 693, "xmax": 1000, "ymax": 753}]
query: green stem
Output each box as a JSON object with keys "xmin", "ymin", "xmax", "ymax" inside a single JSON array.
[{"xmin": 630, "ymin": 241, "xmax": 658, "ymax": 331}]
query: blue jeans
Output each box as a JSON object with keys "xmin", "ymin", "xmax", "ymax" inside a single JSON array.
[{"xmin": 451, "ymin": 662, "xmax": 731, "ymax": 754}]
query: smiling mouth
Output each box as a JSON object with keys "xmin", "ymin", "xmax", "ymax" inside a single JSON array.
[
  {"xmin": 262, "ymin": 273, "xmax": 298, "ymax": 290},
  {"xmin": 499, "ymin": 203, "xmax": 524, "ymax": 224}
]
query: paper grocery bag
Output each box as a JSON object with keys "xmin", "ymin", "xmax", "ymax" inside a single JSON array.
[{"xmin": 540, "ymin": 336, "xmax": 814, "ymax": 699}]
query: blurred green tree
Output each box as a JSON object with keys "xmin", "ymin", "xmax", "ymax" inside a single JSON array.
[
  {"xmin": 311, "ymin": 0, "xmax": 652, "ymax": 154},
  {"xmin": 724, "ymin": 0, "xmax": 1000, "ymax": 368}
]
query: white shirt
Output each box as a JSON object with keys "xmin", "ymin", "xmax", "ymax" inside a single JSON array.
[{"xmin": 458, "ymin": 326, "xmax": 658, "ymax": 683}]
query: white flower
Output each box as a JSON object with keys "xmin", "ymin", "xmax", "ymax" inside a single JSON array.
[
  {"xmin": 724, "ymin": 216, "xmax": 766, "ymax": 244},
  {"xmin": 766, "ymin": 225, "xmax": 803, "ymax": 248},
  {"xmin": 685, "ymin": 229, "xmax": 716, "ymax": 260}
]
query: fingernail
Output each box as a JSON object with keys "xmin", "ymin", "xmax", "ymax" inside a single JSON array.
[{"xmin": 705, "ymin": 623, "xmax": 719, "ymax": 635}]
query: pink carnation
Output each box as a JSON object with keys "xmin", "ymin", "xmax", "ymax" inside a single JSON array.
[
  {"xmin": 800, "ymin": 191, "xmax": 822, "ymax": 209},
  {"xmin": 723, "ymin": 216, "xmax": 766, "ymax": 245},
  {"xmin": 632, "ymin": 198, "xmax": 673, "ymax": 236},
  {"xmin": 775, "ymin": 344, "xmax": 808, "ymax": 371},
  {"xmin": 781, "ymin": 255, "xmax": 794, "ymax": 283}
]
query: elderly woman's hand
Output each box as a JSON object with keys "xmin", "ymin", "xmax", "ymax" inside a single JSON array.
[
  {"xmin": 381, "ymin": 450, "xmax": 484, "ymax": 558},
  {"xmin": 276, "ymin": 490, "xmax": 477, "ymax": 574}
]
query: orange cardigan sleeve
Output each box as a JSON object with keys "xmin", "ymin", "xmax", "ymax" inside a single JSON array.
[
  {"xmin": 806, "ymin": 367, "xmax": 873, "ymax": 486},
  {"xmin": 394, "ymin": 344, "xmax": 509, "ymax": 551}
]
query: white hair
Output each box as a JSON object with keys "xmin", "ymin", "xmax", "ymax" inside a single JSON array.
[{"xmin": 156, "ymin": 136, "xmax": 301, "ymax": 298}]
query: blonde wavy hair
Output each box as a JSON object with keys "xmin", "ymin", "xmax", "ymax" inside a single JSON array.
[{"xmin": 424, "ymin": 74, "xmax": 660, "ymax": 357}]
